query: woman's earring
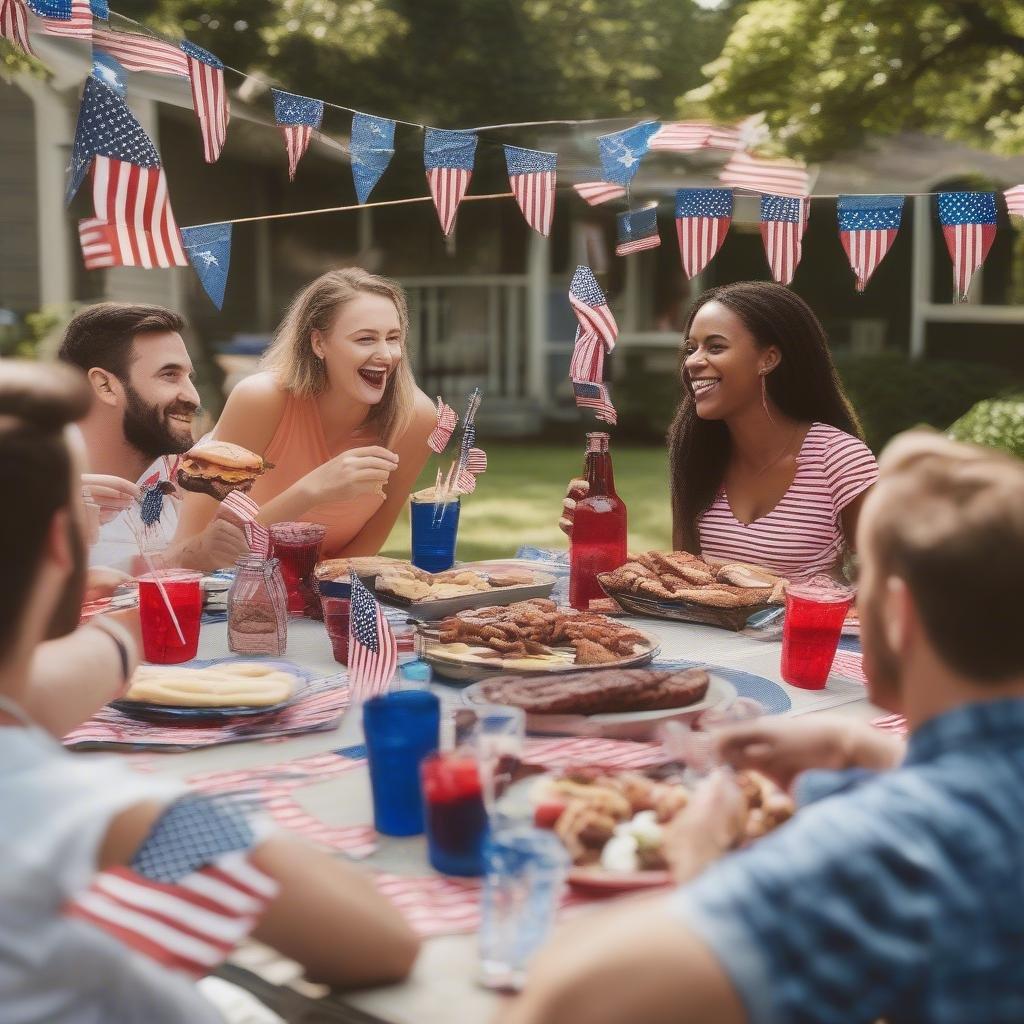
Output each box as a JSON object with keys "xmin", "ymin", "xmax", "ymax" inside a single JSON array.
[{"xmin": 761, "ymin": 371, "xmax": 775, "ymax": 424}]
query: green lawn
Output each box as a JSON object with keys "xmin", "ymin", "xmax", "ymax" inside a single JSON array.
[{"xmin": 382, "ymin": 443, "xmax": 671, "ymax": 561}]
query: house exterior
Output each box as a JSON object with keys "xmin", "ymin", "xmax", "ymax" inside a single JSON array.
[{"xmin": 3, "ymin": 32, "xmax": 1023, "ymax": 434}]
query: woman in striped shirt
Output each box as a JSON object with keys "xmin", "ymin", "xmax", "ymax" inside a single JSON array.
[{"xmin": 668, "ymin": 282, "xmax": 877, "ymax": 581}]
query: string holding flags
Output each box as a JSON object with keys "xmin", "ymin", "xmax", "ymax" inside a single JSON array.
[
  {"xmin": 675, "ymin": 188, "xmax": 732, "ymax": 280},
  {"xmin": 272, "ymin": 89, "xmax": 324, "ymax": 181},
  {"xmin": 181, "ymin": 222, "xmax": 232, "ymax": 309},
  {"xmin": 615, "ymin": 206, "xmax": 660, "ymax": 256},
  {"xmin": 424, "ymin": 129, "xmax": 477, "ymax": 236},
  {"xmin": 597, "ymin": 121, "xmax": 659, "ymax": 186},
  {"xmin": 937, "ymin": 191, "xmax": 997, "ymax": 302},
  {"xmin": 351, "ymin": 114, "xmax": 396, "ymax": 204},
  {"xmin": 181, "ymin": 39, "xmax": 229, "ymax": 164},
  {"xmin": 1, "ymin": 0, "xmax": 33, "ymax": 55},
  {"xmin": 837, "ymin": 194, "xmax": 904, "ymax": 292},
  {"xmin": 505, "ymin": 146, "xmax": 556, "ymax": 237},
  {"xmin": 759, "ymin": 193, "xmax": 810, "ymax": 287}
]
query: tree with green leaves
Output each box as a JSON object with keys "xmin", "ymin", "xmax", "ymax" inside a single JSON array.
[{"xmin": 695, "ymin": 0, "xmax": 1024, "ymax": 160}]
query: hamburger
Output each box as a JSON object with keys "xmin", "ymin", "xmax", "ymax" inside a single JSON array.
[{"xmin": 177, "ymin": 440, "xmax": 266, "ymax": 500}]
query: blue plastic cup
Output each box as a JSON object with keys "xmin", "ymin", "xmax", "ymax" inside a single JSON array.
[
  {"xmin": 411, "ymin": 495, "xmax": 460, "ymax": 573},
  {"xmin": 362, "ymin": 690, "xmax": 440, "ymax": 836}
]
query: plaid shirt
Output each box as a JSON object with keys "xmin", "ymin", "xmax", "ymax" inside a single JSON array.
[{"xmin": 672, "ymin": 699, "xmax": 1024, "ymax": 1024}]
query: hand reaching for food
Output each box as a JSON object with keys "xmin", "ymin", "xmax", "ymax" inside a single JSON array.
[{"xmin": 304, "ymin": 446, "xmax": 399, "ymax": 504}]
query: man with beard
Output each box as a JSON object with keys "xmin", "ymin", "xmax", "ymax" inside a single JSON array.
[
  {"xmin": 506, "ymin": 431, "xmax": 1024, "ymax": 1024},
  {"xmin": 0, "ymin": 361, "xmax": 420, "ymax": 1020},
  {"xmin": 58, "ymin": 302, "xmax": 248, "ymax": 571}
]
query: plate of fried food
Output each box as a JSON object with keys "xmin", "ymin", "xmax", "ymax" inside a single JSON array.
[
  {"xmin": 111, "ymin": 661, "xmax": 302, "ymax": 723},
  {"xmin": 599, "ymin": 551, "xmax": 788, "ymax": 631},
  {"xmin": 418, "ymin": 598, "xmax": 660, "ymax": 682},
  {"xmin": 529, "ymin": 765, "xmax": 794, "ymax": 893}
]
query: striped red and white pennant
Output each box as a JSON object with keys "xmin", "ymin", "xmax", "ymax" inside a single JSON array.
[
  {"xmin": 1, "ymin": 0, "xmax": 32, "ymax": 54},
  {"xmin": 573, "ymin": 181, "xmax": 627, "ymax": 207},
  {"xmin": 93, "ymin": 26, "xmax": 190, "ymax": 76}
]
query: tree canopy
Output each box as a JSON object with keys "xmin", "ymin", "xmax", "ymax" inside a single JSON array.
[{"xmin": 695, "ymin": 0, "xmax": 1024, "ymax": 160}]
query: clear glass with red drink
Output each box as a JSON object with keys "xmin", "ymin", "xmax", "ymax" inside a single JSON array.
[
  {"xmin": 321, "ymin": 595, "xmax": 351, "ymax": 665},
  {"xmin": 781, "ymin": 581, "xmax": 854, "ymax": 689},
  {"xmin": 269, "ymin": 522, "xmax": 326, "ymax": 616},
  {"xmin": 421, "ymin": 752, "xmax": 489, "ymax": 877},
  {"xmin": 138, "ymin": 570, "xmax": 202, "ymax": 664}
]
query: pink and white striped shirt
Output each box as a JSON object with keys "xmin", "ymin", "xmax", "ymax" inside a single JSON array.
[{"xmin": 698, "ymin": 422, "xmax": 878, "ymax": 581}]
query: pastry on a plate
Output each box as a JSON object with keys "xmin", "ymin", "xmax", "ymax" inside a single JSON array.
[
  {"xmin": 124, "ymin": 663, "xmax": 296, "ymax": 707},
  {"xmin": 487, "ymin": 569, "xmax": 536, "ymax": 588}
]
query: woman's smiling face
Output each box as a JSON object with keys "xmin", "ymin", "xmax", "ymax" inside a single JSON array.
[
  {"xmin": 682, "ymin": 300, "xmax": 779, "ymax": 420},
  {"xmin": 312, "ymin": 293, "xmax": 404, "ymax": 406}
]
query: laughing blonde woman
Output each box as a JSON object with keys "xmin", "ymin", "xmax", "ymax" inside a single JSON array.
[{"xmin": 176, "ymin": 268, "xmax": 436, "ymax": 558}]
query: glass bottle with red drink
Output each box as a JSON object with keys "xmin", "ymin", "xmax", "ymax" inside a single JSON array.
[{"xmin": 569, "ymin": 432, "xmax": 628, "ymax": 611}]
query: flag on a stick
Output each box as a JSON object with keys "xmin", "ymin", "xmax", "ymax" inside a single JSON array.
[
  {"xmin": 573, "ymin": 381, "xmax": 617, "ymax": 425},
  {"xmin": 424, "ymin": 129, "xmax": 477, "ymax": 236},
  {"xmin": 720, "ymin": 151, "xmax": 810, "ymax": 198},
  {"xmin": 272, "ymin": 89, "xmax": 323, "ymax": 181},
  {"xmin": 427, "ymin": 397, "xmax": 458, "ymax": 453},
  {"xmin": 348, "ymin": 573, "xmax": 397, "ymax": 702},
  {"xmin": 759, "ymin": 194, "xmax": 810, "ymax": 286},
  {"xmin": 181, "ymin": 40, "xmax": 229, "ymax": 164},
  {"xmin": 573, "ymin": 181, "xmax": 626, "ymax": 207},
  {"xmin": 837, "ymin": 194, "xmax": 904, "ymax": 292},
  {"xmin": 938, "ymin": 191, "xmax": 997, "ymax": 302},
  {"xmin": 351, "ymin": 114, "xmax": 395, "ymax": 204},
  {"xmin": 569, "ymin": 266, "xmax": 617, "ymax": 352},
  {"xmin": 1, "ymin": 0, "xmax": 32, "ymax": 55},
  {"xmin": 675, "ymin": 188, "xmax": 732, "ymax": 279},
  {"xmin": 505, "ymin": 146, "xmax": 556, "ymax": 236},
  {"xmin": 93, "ymin": 26, "xmax": 189, "ymax": 76},
  {"xmin": 615, "ymin": 206, "xmax": 660, "ymax": 256}
]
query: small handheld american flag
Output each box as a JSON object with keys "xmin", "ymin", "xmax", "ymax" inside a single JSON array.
[
  {"xmin": 837, "ymin": 194, "xmax": 904, "ymax": 292},
  {"xmin": 573, "ymin": 381, "xmax": 617, "ymax": 426},
  {"xmin": 273, "ymin": 89, "xmax": 324, "ymax": 181},
  {"xmin": 428, "ymin": 397, "xmax": 459, "ymax": 453},
  {"xmin": 348, "ymin": 573, "xmax": 398, "ymax": 703},
  {"xmin": 568, "ymin": 266, "xmax": 617, "ymax": 353}
]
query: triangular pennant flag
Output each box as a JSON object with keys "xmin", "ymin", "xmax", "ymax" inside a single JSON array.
[
  {"xmin": 351, "ymin": 113, "xmax": 395, "ymax": 204},
  {"xmin": 615, "ymin": 206, "xmax": 660, "ymax": 256},
  {"xmin": 1, "ymin": 0, "xmax": 33, "ymax": 55},
  {"xmin": 759, "ymin": 194, "xmax": 810, "ymax": 286},
  {"xmin": 181, "ymin": 40, "xmax": 229, "ymax": 164},
  {"xmin": 937, "ymin": 191, "xmax": 997, "ymax": 302},
  {"xmin": 720, "ymin": 151, "xmax": 810, "ymax": 198},
  {"xmin": 66, "ymin": 75, "xmax": 160, "ymax": 205},
  {"xmin": 32, "ymin": 0, "xmax": 92, "ymax": 37},
  {"xmin": 272, "ymin": 89, "xmax": 324, "ymax": 181},
  {"xmin": 504, "ymin": 146, "xmax": 556, "ymax": 236},
  {"xmin": 90, "ymin": 46, "xmax": 127, "ymax": 95},
  {"xmin": 424, "ymin": 128, "xmax": 477, "ymax": 236},
  {"xmin": 93, "ymin": 26, "xmax": 190, "ymax": 76},
  {"xmin": 181, "ymin": 222, "xmax": 232, "ymax": 309},
  {"xmin": 572, "ymin": 180, "xmax": 626, "ymax": 206},
  {"xmin": 597, "ymin": 121, "xmax": 659, "ymax": 186},
  {"xmin": 647, "ymin": 122, "xmax": 711, "ymax": 152},
  {"xmin": 1005, "ymin": 185, "xmax": 1024, "ymax": 218},
  {"xmin": 675, "ymin": 188, "xmax": 732, "ymax": 279},
  {"xmin": 837, "ymin": 194, "xmax": 904, "ymax": 292}
]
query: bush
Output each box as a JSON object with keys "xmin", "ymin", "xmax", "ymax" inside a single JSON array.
[{"xmin": 948, "ymin": 396, "xmax": 1024, "ymax": 458}]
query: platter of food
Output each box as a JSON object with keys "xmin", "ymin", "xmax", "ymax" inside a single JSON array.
[
  {"xmin": 111, "ymin": 662, "xmax": 302, "ymax": 723},
  {"xmin": 599, "ymin": 551, "xmax": 788, "ymax": 631},
  {"xmin": 418, "ymin": 599, "xmax": 660, "ymax": 682},
  {"xmin": 529, "ymin": 765, "xmax": 794, "ymax": 892}
]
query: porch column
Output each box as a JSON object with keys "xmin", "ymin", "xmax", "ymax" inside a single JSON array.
[
  {"xmin": 526, "ymin": 228, "xmax": 550, "ymax": 405},
  {"xmin": 909, "ymin": 194, "xmax": 930, "ymax": 359}
]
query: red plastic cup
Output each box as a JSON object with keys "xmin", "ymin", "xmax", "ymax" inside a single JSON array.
[
  {"xmin": 138, "ymin": 571, "xmax": 202, "ymax": 664},
  {"xmin": 322, "ymin": 595, "xmax": 351, "ymax": 665},
  {"xmin": 270, "ymin": 522, "xmax": 327, "ymax": 616},
  {"xmin": 781, "ymin": 582, "xmax": 853, "ymax": 689}
]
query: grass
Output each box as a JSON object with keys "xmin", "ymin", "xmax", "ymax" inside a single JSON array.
[{"xmin": 382, "ymin": 442, "xmax": 672, "ymax": 561}]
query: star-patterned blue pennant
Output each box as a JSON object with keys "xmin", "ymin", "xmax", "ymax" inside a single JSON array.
[
  {"xmin": 26, "ymin": 0, "xmax": 70, "ymax": 16},
  {"xmin": 351, "ymin": 113, "xmax": 396, "ymax": 204},
  {"xmin": 181, "ymin": 222, "xmax": 232, "ymax": 310},
  {"xmin": 89, "ymin": 0, "xmax": 108, "ymax": 19},
  {"xmin": 91, "ymin": 47, "xmax": 127, "ymax": 96},
  {"xmin": 597, "ymin": 121, "xmax": 660, "ymax": 186},
  {"xmin": 66, "ymin": 76, "xmax": 161, "ymax": 206}
]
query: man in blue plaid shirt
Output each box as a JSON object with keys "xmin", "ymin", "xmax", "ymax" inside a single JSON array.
[{"xmin": 509, "ymin": 432, "xmax": 1024, "ymax": 1024}]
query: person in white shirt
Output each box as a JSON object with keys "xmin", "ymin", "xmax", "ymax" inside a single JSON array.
[{"xmin": 58, "ymin": 302, "xmax": 248, "ymax": 573}]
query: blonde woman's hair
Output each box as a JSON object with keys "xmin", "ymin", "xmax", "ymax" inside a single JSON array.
[{"xmin": 261, "ymin": 268, "xmax": 416, "ymax": 447}]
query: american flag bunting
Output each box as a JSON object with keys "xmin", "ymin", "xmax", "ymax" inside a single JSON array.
[
  {"xmin": 647, "ymin": 121, "xmax": 710, "ymax": 152},
  {"xmin": 427, "ymin": 397, "xmax": 458, "ymax": 453},
  {"xmin": 181, "ymin": 222, "xmax": 232, "ymax": 310},
  {"xmin": 720, "ymin": 150, "xmax": 810, "ymax": 198},
  {"xmin": 424, "ymin": 128, "xmax": 477, "ymax": 236},
  {"xmin": 504, "ymin": 146, "xmax": 556, "ymax": 236},
  {"xmin": 675, "ymin": 188, "xmax": 732, "ymax": 279},
  {"xmin": 1, "ymin": 0, "xmax": 32, "ymax": 55},
  {"xmin": 573, "ymin": 381, "xmax": 617, "ymax": 425},
  {"xmin": 32, "ymin": 0, "xmax": 92, "ymax": 38},
  {"xmin": 938, "ymin": 191, "xmax": 997, "ymax": 302},
  {"xmin": 759, "ymin": 193, "xmax": 810, "ymax": 287},
  {"xmin": 90, "ymin": 47, "xmax": 127, "ymax": 95},
  {"xmin": 837, "ymin": 194, "xmax": 904, "ymax": 292},
  {"xmin": 573, "ymin": 180, "xmax": 626, "ymax": 206},
  {"xmin": 615, "ymin": 206, "xmax": 660, "ymax": 256},
  {"xmin": 569, "ymin": 265, "xmax": 617, "ymax": 353},
  {"xmin": 272, "ymin": 89, "xmax": 323, "ymax": 181},
  {"xmin": 92, "ymin": 26, "xmax": 190, "ymax": 76},
  {"xmin": 351, "ymin": 113, "xmax": 395, "ymax": 204},
  {"xmin": 348, "ymin": 573, "xmax": 398, "ymax": 702},
  {"xmin": 597, "ymin": 121, "xmax": 659, "ymax": 186},
  {"xmin": 64, "ymin": 796, "xmax": 277, "ymax": 979},
  {"xmin": 1004, "ymin": 185, "xmax": 1024, "ymax": 218},
  {"xmin": 78, "ymin": 155, "xmax": 188, "ymax": 270},
  {"xmin": 181, "ymin": 39, "xmax": 229, "ymax": 164}
]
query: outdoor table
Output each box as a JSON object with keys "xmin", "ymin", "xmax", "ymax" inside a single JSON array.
[{"xmin": 122, "ymin": 614, "xmax": 879, "ymax": 1024}]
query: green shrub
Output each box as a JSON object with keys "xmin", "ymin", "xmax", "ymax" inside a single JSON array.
[{"xmin": 948, "ymin": 396, "xmax": 1024, "ymax": 458}]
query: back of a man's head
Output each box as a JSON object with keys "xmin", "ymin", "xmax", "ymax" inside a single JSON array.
[
  {"xmin": 58, "ymin": 302, "xmax": 185, "ymax": 381},
  {"xmin": 0, "ymin": 361, "xmax": 92, "ymax": 656},
  {"xmin": 869, "ymin": 432, "xmax": 1024, "ymax": 683}
]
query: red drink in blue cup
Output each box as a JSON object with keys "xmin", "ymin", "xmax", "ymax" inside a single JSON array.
[{"xmin": 781, "ymin": 581, "xmax": 854, "ymax": 689}]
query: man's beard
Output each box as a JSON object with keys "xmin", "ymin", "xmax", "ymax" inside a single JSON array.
[
  {"xmin": 860, "ymin": 593, "xmax": 903, "ymax": 712},
  {"xmin": 122, "ymin": 385, "xmax": 196, "ymax": 461},
  {"xmin": 45, "ymin": 519, "xmax": 87, "ymax": 641}
]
